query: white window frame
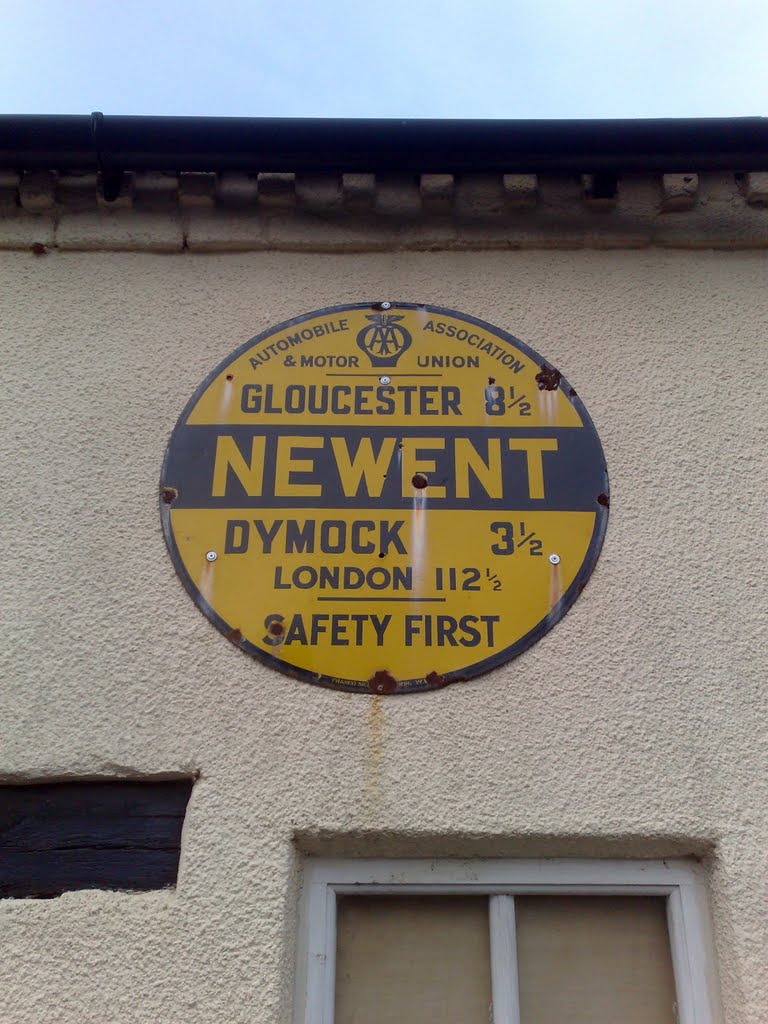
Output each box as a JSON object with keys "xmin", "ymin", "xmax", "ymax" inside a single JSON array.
[{"xmin": 295, "ymin": 858, "xmax": 718, "ymax": 1024}]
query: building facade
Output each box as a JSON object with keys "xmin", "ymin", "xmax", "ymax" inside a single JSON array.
[{"xmin": 2, "ymin": 117, "xmax": 768, "ymax": 1023}]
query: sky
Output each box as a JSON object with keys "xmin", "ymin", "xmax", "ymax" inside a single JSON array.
[{"xmin": 2, "ymin": 0, "xmax": 767, "ymax": 120}]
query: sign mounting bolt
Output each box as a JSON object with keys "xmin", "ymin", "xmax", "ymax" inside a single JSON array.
[
  {"xmin": 379, "ymin": 375, "xmax": 391, "ymax": 384},
  {"xmin": 380, "ymin": 301, "xmax": 391, "ymax": 309},
  {"xmin": 549, "ymin": 553, "xmax": 561, "ymax": 565},
  {"xmin": 206, "ymin": 551, "xmax": 218, "ymax": 562}
]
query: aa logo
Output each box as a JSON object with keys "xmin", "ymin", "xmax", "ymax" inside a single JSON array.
[{"xmin": 356, "ymin": 313, "xmax": 412, "ymax": 367}]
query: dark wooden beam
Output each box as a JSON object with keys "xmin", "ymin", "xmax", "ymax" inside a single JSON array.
[{"xmin": 0, "ymin": 780, "xmax": 193, "ymax": 898}]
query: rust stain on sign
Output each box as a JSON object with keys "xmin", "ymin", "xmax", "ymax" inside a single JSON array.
[
  {"xmin": 368, "ymin": 670, "xmax": 397, "ymax": 695},
  {"xmin": 535, "ymin": 363, "xmax": 562, "ymax": 391}
]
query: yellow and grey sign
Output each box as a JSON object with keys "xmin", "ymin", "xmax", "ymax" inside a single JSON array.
[{"xmin": 160, "ymin": 303, "xmax": 609, "ymax": 693}]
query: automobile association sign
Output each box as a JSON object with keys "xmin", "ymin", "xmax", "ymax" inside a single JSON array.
[{"xmin": 160, "ymin": 302, "xmax": 609, "ymax": 694}]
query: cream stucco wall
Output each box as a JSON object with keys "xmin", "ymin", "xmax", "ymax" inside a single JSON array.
[{"xmin": 2, "ymin": 247, "xmax": 767, "ymax": 1023}]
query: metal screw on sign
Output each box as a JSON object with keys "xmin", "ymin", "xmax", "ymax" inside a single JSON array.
[
  {"xmin": 549, "ymin": 553, "xmax": 561, "ymax": 565},
  {"xmin": 380, "ymin": 375, "xmax": 391, "ymax": 384},
  {"xmin": 206, "ymin": 551, "xmax": 218, "ymax": 562},
  {"xmin": 380, "ymin": 301, "xmax": 391, "ymax": 309}
]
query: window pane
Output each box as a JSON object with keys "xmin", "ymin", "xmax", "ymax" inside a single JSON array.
[
  {"xmin": 516, "ymin": 895, "xmax": 677, "ymax": 1024},
  {"xmin": 335, "ymin": 895, "xmax": 491, "ymax": 1024}
]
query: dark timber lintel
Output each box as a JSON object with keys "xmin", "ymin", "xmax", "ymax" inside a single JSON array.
[{"xmin": 0, "ymin": 780, "xmax": 193, "ymax": 898}]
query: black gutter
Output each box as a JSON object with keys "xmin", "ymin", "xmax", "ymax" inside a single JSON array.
[{"xmin": 1, "ymin": 113, "xmax": 768, "ymax": 175}]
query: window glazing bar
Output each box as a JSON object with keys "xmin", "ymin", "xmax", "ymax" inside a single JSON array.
[{"xmin": 489, "ymin": 894, "xmax": 520, "ymax": 1024}]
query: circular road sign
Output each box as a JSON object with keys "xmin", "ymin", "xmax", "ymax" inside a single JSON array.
[{"xmin": 160, "ymin": 302, "xmax": 609, "ymax": 694}]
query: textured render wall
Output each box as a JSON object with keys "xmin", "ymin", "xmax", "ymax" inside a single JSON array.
[{"xmin": 1, "ymin": 247, "xmax": 767, "ymax": 1023}]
